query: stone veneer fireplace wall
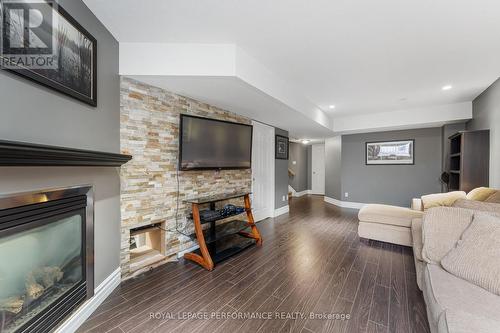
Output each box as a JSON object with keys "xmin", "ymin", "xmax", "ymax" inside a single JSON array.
[{"xmin": 120, "ymin": 77, "xmax": 252, "ymax": 278}]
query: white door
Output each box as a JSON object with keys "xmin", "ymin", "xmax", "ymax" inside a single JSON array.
[
  {"xmin": 311, "ymin": 144, "xmax": 325, "ymax": 195},
  {"xmin": 251, "ymin": 121, "xmax": 275, "ymax": 221}
]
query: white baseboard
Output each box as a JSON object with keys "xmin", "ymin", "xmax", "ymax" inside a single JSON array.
[
  {"xmin": 55, "ymin": 268, "xmax": 121, "ymax": 333},
  {"xmin": 177, "ymin": 244, "xmax": 200, "ymax": 258},
  {"xmin": 294, "ymin": 190, "xmax": 311, "ymax": 197},
  {"xmin": 253, "ymin": 209, "xmax": 274, "ymax": 222},
  {"xmin": 274, "ymin": 205, "xmax": 290, "ymax": 217},
  {"xmin": 324, "ymin": 196, "xmax": 365, "ymax": 210}
]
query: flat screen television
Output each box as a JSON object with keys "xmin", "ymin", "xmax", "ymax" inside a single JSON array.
[{"xmin": 179, "ymin": 114, "xmax": 253, "ymax": 170}]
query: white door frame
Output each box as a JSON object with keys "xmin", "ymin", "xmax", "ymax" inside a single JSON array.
[
  {"xmin": 251, "ymin": 120, "xmax": 275, "ymax": 221},
  {"xmin": 311, "ymin": 143, "xmax": 326, "ymax": 195}
]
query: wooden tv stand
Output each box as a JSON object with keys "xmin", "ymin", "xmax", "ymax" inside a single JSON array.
[{"xmin": 183, "ymin": 192, "xmax": 262, "ymax": 270}]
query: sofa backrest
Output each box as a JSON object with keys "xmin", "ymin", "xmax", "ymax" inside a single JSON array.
[
  {"xmin": 453, "ymin": 199, "xmax": 500, "ymax": 216},
  {"xmin": 421, "ymin": 205, "xmax": 500, "ymax": 265}
]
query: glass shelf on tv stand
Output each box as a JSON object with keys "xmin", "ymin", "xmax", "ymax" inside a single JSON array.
[{"xmin": 182, "ymin": 192, "xmax": 261, "ymax": 270}]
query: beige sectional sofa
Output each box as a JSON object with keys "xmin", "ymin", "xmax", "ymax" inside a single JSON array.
[
  {"xmin": 358, "ymin": 187, "xmax": 500, "ymax": 247},
  {"xmin": 416, "ymin": 202, "xmax": 500, "ymax": 333},
  {"xmin": 358, "ymin": 188, "xmax": 500, "ymax": 333}
]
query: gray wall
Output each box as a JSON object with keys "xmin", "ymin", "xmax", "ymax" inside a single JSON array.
[
  {"xmin": 340, "ymin": 128, "xmax": 442, "ymax": 206},
  {"xmin": 288, "ymin": 142, "xmax": 308, "ymax": 192},
  {"xmin": 325, "ymin": 136, "xmax": 342, "ymax": 200},
  {"xmin": 0, "ymin": 0, "xmax": 120, "ymax": 286},
  {"xmin": 467, "ymin": 78, "xmax": 500, "ymax": 188},
  {"xmin": 275, "ymin": 128, "xmax": 289, "ymax": 209},
  {"xmin": 307, "ymin": 145, "xmax": 312, "ymax": 190}
]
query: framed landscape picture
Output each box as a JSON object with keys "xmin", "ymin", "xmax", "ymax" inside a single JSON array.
[
  {"xmin": 1, "ymin": 1, "xmax": 97, "ymax": 106},
  {"xmin": 275, "ymin": 135, "xmax": 289, "ymax": 160},
  {"xmin": 366, "ymin": 139, "xmax": 414, "ymax": 165}
]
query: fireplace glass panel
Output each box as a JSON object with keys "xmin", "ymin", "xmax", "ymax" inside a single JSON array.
[{"xmin": 0, "ymin": 214, "xmax": 83, "ymax": 333}]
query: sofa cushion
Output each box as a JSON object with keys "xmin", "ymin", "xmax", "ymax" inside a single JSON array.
[
  {"xmin": 438, "ymin": 309, "xmax": 500, "ymax": 333},
  {"xmin": 441, "ymin": 213, "xmax": 500, "ymax": 296},
  {"xmin": 453, "ymin": 199, "xmax": 500, "ymax": 215},
  {"xmin": 466, "ymin": 187, "xmax": 498, "ymax": 202},
  {"xmin": 421, "ymin": 191, "xmax": 466, "ymax": 211},
  {"xmin": 358, "ymin": 204, "xmax": 423, "ymax": 228},
  {"xmin": 422, "ymin": 207, "xmax": 474, "ymax": 264},
  {"xmin": 411, "ymin": 218, "xmax": 423, "ymax": 261},
  {"xmin": 423, "ymin": 264, "xmax": 500, "ymax": 324}
]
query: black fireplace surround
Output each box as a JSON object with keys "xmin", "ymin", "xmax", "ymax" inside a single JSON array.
[{"xmin": 0, "ymin": 186, "xmax": 94, "ymax": 333}]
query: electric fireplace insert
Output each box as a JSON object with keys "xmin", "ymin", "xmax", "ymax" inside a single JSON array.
[{"xmin": 0, "ymin": 186, "xmax": 94, "ymax": 333}]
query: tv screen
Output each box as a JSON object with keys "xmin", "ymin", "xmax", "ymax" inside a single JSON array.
[{"xmin": 179, "ymin": 115, "xmax": 253, "ymax": 170}]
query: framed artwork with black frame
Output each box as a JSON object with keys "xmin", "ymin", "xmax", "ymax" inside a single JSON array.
[
  {"xmin": 275, "ymin": 135, "xmax": 289, "ymax": 160},
  {"xmin": 365, "ymin": 139, "xmax": 415, "ymax": 165},
  {"xmin": 1, "ymin": 1, "xmax": 97, "ymax": 106}
]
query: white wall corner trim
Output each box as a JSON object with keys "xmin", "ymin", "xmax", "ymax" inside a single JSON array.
[
  {"xmin": 324, "ymin": 196, "xmax": 365, "ymax": 210},
  {"xmin": 54, "ymin": 268, "xmax": 121, "ymax": 333},
  {"xmin": 274, "ymin": 205, "xmax": 290, "ymax": 217}
]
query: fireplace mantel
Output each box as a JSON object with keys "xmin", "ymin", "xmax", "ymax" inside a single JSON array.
[{"xmin": 0, "ymin": 140, "xmax": 132, "ymax": 166}]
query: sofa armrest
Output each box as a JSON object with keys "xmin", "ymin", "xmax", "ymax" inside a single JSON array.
[{"xmin": 411, "ymin": 198, "xmax": 423, "ymax": 211}]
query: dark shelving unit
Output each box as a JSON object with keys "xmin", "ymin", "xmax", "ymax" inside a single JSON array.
[{"xmin": 448, "ymin": 130, "xmax": 489, "ymax": 192}]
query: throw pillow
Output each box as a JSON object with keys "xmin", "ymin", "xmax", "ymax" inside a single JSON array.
[
  {"xmin": 441, "ymin": 213, "xmax": 500, "ymax": 296},
  {"xmin": 466, "ymin": 187, "xmax": 498, "ymax": 201},
  {"xmin": 421, "ymin": 207, "xmax": 474, "ymax": 264},
  {"xmin": 421, "ymin": 191, "xmax": 466, "ymax": 210},
  {"xmin": 485, "ymin": 191, "xmax": 500, "ymax": 204}
]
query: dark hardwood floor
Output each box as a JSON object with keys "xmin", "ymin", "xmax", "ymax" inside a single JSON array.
[{"xmin": 78, "ymin": 195, "xmax": 430, "ymax": 333}]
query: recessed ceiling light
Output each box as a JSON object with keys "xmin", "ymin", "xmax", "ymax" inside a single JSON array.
[
  {"xmin": 302, "ymin": 140, "xmax": 310, "ymax": 144},
  {"xmin": 442, "ymin": 85, "xmax": 452, "ymax": 91},
  {"xmin": 329, "ymin": 105, "xmax": 335, "ymax": 109}
]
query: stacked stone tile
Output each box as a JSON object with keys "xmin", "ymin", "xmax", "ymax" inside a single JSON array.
[{"xmin": 120, "ymin": 77, "xmax": 252, "ymax": 278}]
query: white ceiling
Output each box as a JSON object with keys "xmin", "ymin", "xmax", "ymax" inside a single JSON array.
[
  {"xmin": 130, "ymin": 75, "xmax": 334, "ymax": 139},
  {"xmin": 84, "ymin": 0, "xmax": 499, "ymax": 136}
]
